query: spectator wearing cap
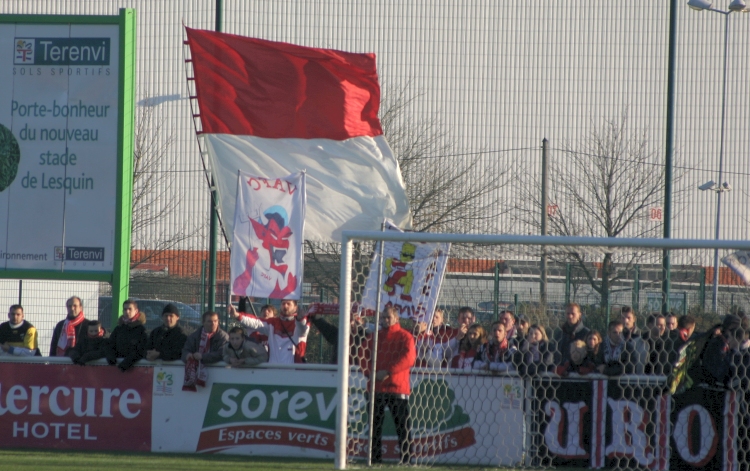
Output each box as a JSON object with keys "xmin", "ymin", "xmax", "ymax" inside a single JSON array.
[{"xmin": 146, "ymin": 303, "xmax": 188, "ymax": 362}]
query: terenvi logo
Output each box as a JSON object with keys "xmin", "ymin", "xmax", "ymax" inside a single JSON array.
[
  {"xmin": 13, "ymin": 38, "xmax": 110, "ymax": 65},
  {"xmin": 0, "ymin": 124, "xmax": 21, "ymax": 192},
  {"xmin": 196, "ymin": 383, "xmax": 338, "ymax": 453}
]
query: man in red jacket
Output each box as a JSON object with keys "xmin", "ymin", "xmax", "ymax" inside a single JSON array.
[{"xmin": 366, "ymin": 306, "xmax": 416, "ymax": 465}]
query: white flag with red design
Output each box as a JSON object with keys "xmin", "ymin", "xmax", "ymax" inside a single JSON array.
[
  {"xmin": 185, "ymin": 27, "xmax": 412, "ymax": 243},
  {"xmin": 360, "ymin": 221, "xmax": 450, "ymax": 324},
  {"xmin": 231, "ymin": 171, "xmax": 305, "ymax": 300}
]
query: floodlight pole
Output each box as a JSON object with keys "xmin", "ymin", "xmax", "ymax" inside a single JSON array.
[
  {"xmin": 540, "ymin": 138, "xmax": 549, "ymax": 306},
  {"xmin": 710, "ymin": 10, "xmax": 731, "ymax": 312}
]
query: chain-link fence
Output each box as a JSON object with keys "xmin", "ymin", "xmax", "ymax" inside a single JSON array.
[{"xmin": 332, "ymin": 232, "xmax": 750, "ymax": 469}]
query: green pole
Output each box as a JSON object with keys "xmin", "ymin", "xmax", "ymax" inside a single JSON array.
[
  {"xmin": 494, "ymin": 262, "xmax": 500, "ymax": 321},
  {"xmin": 208, "ymin": 0, "xmax": 223, "ymax": 312},
  {"xmin": 633, "ymin": 265, "xmax": 640, "ymax": 311},
  {"xmin": 700, "ymin": 267, "xmax": 706, "ymax": 312},
  {"xmin": 606, "ymin": 292, "xmax": 611, "ymax": 328},
  {"xmin": 565, "ymin": 263, "xmax": 571, "ymax": 304},
  {"xmin": 319, "ymin": 287, "xmax": 325, "ymax": 363},
  {"xmin": 683, "ymin": 293, "xmax": 688, "ymax": 317},
  {"xmin": 200, "ymin": 260, "xmax": 206, "ymax": 313},
  {"xmin": 112, "ymin": 8, "xmax": 136, "ymax": 327},
  {"xmin": 662, "ymin": 0, "xmax": 678, "ymax": 316}
]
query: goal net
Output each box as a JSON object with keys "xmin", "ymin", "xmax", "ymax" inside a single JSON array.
[{"xmin": 332, "ymin": 232, "xmax": 750, "ymax": 470}]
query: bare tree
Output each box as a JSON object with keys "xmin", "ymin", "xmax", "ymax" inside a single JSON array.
[
  {"xmin": 380, "ymin": 80, "xmax": 506, "ymax": 233},
  {"xmin": 131, "ymin": 97, "xmax": 199, "ymax": 268},
  {"xmin": 304, "ymin": 81, "xmax": 510, "ymax": 295},
  {"xmin": 518, "ymin": 112, "xmax": 678, "ymax": 308}
]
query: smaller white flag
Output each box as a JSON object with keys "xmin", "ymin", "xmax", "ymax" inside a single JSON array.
[
  {"xmin": 230, "ymin": 171, "xmax": 306, "ymax": 300},
  {"xmin": 360, "ymin": 221, "xmax": 451, "ymax": 324},
  {"xmin": 722, "ymin": 251, "xmax": 750, "ymax": 285}
]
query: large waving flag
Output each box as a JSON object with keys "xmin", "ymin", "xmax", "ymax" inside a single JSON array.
[
  {"xmin": 185, "ymin": 28, "xmax": 412, "ymax": 243},
  {"xmin": 231, "ymin": 171, "xmax": 305, "ymax": 300}
]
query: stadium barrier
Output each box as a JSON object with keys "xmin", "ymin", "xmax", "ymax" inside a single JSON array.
[{"xmin": 0, "ymin": 356, "xmax": 741, "ymax": 471}]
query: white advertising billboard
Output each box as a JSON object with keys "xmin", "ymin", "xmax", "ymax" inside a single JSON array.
[{"xmin": 0, "ymin": 21, "xmax": 121, "ymax": 273}]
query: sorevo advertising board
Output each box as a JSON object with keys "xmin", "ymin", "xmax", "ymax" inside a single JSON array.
[{"xmin": 0, "ymin": 10, "xmax": 135, "ymax": 319}]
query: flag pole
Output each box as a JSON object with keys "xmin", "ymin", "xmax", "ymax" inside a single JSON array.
[{"xmin": 207, "ymin": 0, "xmax": 223, "ymax": 312}]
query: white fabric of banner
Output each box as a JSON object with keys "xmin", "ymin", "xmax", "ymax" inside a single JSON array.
[
  {"xmin": 230, "ymin": 171, "xmax": 305, "ymax": 300},
  {"xmin": 206, "ymin": 134, "xmax": 412, "ymax": 243},
  {"xmin": 722, "ymin": 250, "xmax": 750, "ymax": 285}
]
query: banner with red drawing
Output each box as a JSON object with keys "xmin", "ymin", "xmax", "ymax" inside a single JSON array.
[{"xmin": 230, "ymin": 171, "xmax": 305, "ymax": 300}]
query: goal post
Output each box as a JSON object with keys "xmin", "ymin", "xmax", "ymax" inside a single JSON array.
[{"xmin": 334, "ymin": 232, "xmax": 750, "ymax": 470}]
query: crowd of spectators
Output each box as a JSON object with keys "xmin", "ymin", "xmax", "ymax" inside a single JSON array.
[
  {"xmin": 1, "ymin": 297, "xmax": 748, "ymax": 389},
  {"xmin": 304, "ymin": 302, "xmax": 750, "ymax": 387},
  {"xmin": 0, "ymin": 297, "xmax": 301, "ymax": 391}
]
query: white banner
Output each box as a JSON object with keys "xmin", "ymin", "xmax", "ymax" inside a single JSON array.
[
  {"xmin": 230, "ymin": 171, "xmax": 305, "ymax": 300},
  {"xmin": 360, "ymin": 221, "xmax": 450, "ymax": 323},
  {"xmin": 722, "ymin": 251, "xmax": 750, "ymax": 285}
]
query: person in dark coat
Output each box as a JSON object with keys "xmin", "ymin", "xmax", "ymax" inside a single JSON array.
[
  {"xmin": 645, "ymin": 315, "xmax": 672, "ymax": 376},
  {"xmin": 595, "ymin": 320, "xmax": 636, "ymax": 376},
  {"xmin": 49, "ymin": 296, "xmax": 87, "ymax": 356},
  {"xmin": 182, "ymin": 311, "xmax": 229, "ymax": 391},
  {"xmin": 309, "ymin": 311, "xmax": 369, "ymax": 365},
  {"xmin": 146, "ymin": 303, "xmax": 188, "ymax": 362},
  {"xmin": 103, "ymin": 299, "xmax": 148, "ymax": 371},
  {"xmin": 703, "ymin": 314, "xmax": 742, "ymax": 387},
  {"xmin": 553, "ymin": 303, "xmax": 590, "ymax": 364},
  {"xmin": 668, "ymin": 315, "xmax": 697, "ymax": 360},
  {"xmin": 67, "ymin": 320, "xmax": 109, "ymax": 365}
]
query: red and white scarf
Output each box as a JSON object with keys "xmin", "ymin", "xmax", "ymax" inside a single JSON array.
[
  {"xmin": 57, "ymin": 312, "xmax": 85, "ymax": 355},
  {"xmin": 183, "ymin": 329, "xmax": 214, "ymax": 392}
]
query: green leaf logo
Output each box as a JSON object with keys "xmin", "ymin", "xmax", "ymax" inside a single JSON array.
[{"xmin": 0, "ymin": 124, "xmax": 20, "ymax": 192}]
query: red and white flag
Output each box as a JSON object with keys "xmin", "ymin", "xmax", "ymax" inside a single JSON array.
[
  {"xmin": 231, "ymin": 171, "xmax": 305, "ymax": 299},
  {"xmin": 185, "ymin": 28, "xmax": 412, "ymax": 243}
]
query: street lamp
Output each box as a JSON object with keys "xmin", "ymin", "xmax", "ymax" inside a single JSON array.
[
  {"xmin": 689, "ymin": 0, "xmax": 748, "ymax": 312},
  {"xmin": 699, "ymin": 180, "xmax": 732, "ymax": 311}
]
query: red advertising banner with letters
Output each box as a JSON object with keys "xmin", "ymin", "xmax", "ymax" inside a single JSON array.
[{"xmin": 0, "ymin": 362, "xmax": 152, "ymax": 451}]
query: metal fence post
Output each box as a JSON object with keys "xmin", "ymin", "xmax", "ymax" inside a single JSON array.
[
  {"xmin": 633, "ymin": 265, "xmax": 640, "ymax": 311},
  {"xmin": 200, "ymin": 260, "xmax": 206, "ymax": 313},
  {"xmin": 494, "ymin": 262, "xmax": 500, "ymax": 321},
  {"xmin": 700, "ymin": 267, "xmax": 706, "ymax": 312},
  {"xmin": 564, "ymin": 263, "xmax": 571, "ymax": 304}
]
